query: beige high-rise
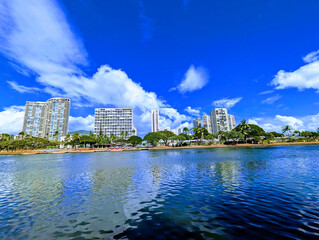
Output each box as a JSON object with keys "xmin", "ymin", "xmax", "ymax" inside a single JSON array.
[{"xmin": 22, "ymin": 98, "xmax": 70, "ymax": 140}]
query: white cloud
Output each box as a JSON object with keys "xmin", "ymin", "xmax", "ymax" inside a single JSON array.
[
  {"xmin": 258, "ymin": 90, "xmax": 274, "ymax": 95},
  {"xmin": 247, "ymin": 114, "xmax": 319, "ymax": 132},
  {"xmin": 184, "ymin": 106, "xmax": 200, "ymax": 116},
  {"xmin": 0, "ymin": 0, "xmax": 191, "ymax": 135},
  {"xmin": 303, "ymin": 50, "xmax": 319, "ymax": 63},
  {"xmin": 69, "ymin": 115, "xmax": 94, "ymax": 132},
  {"xmin": 176, "ymin": 121, "xmax": 193, "ymax": 130},
  {"xmin": 261, "ymin": 95, "xmax": 281, "ymax": 104},
  {"xmin": 0, "ymin": 0, "xmax": 87, "ymax": 76},
  {"xmin": 7, "ymin": 81, "xmax": 40, "ymax": 93},
  {"xmin": 275, "ymin": 115, "xmax": 303, "ymax": 129},
  {"xmin": 247, "ymin": 119, "xmax": 258, "ymax": 125},
  {"xmin": 172, "ymin": 65, "xmax": 208, "ymax": 93},
  {"xmin": 158, "ymin": 108, "xmax": 192, "ymax": 129},
  {"xmin": 0, "ymin": 105, "xmax": 25, "ymax": 134},
  {"xmin": 213, "ymin": 97, "xmax": 242, "ymax": 109},
  {"xmin": 271, "ymin": 50, "xmax": 319, "ymax": 91}
]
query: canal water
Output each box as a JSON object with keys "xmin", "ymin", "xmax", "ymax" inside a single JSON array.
[{"xmin": 1, "ymin": 145, "xmax": 319, "ymax": 239}]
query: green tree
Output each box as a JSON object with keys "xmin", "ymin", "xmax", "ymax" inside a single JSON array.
[
  {"xmin": 144, "ymin": 132, "xmax": 163, "ymax": 147},
  {"xmin": 18, "ymin": 131, "xmax": 25, "ymax": 139},
  {"xmin": 127, "ymin": 136, "xmax": 143, "ymax": 146},
  {"xmin": 282, "ymin": 125, "xmax": 292, "ymax": 136},
  {"xmin": 53, "ymin": 130, "xmax": 59, "ymax": 141},
  {"xmin": 235, "ymin": 120, "xmax": 251, "ymax": 143},
  {"xmin": 193, "ymin": 127, "xmax": 209, "ymax": 140},
  {"xmin": 157, "ymin": 130, "xmax": 175, "ymax": 146}
]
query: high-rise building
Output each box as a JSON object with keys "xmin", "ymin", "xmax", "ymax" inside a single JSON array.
[
  {"xmin": 171, "ymin": 128, "xmax": 183, "ymax": 135},
  {"xmin": 210, "ymin": 108, "xmax": 230, "ymax": 134},
  {"xmin": 202, "ymin": 114, "xmax": 212, "ymax": 133},
  {"xmin": 193, "ymin": 118, "xmax": 201, "ymax": 128},
  {"xmin": 22, "ymin": 98, "xmax": 70, "ymax": 140},
  {"xmin": 151, "ymin": 110, "xmax": 159, "ymax": 132},
  {"xmin": 94, "ymin": 108, "xmax": 136, "ymax": 139},
  {"xmin": 228, "ymin": 114, "xmax": 236, "ymax": 130}
]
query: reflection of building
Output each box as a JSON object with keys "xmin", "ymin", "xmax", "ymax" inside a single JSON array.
[
  {"xmin": 151, "ymin": 110, "xmax": 159, "ymax": 132},
  {"xmin": 193, "ymin": 118, "xmax": 201, "ymax": 128},
  {"xmin": 228, "ymin": 114, "xmax": 236, "ymax": 130},
  {"xmin": 202, "ymin": 114, "xmax": 212, "ymax": 133},
  {"xmin": 94, "ymin": 108, "xmax": 136, "ymax": 139},
  {"xmin": 22, "ymin": 98, "xmax": 70, "ymax": 140}
]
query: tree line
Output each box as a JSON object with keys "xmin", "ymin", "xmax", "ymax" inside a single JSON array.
[{"xmin": 1, "ymin": 120, "xmax": 319, "ymax": 151}]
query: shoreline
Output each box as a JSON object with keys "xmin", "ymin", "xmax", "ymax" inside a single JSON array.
[{"xmin": 1, "ymin": 141, "xmax": 319, "ymax": 156}]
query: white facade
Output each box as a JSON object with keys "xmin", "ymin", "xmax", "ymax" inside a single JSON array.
[
  {"xmin": 159, "ymin": 127, "xmax": 171, "ymax": 131},
  {"xmin": 202, "ymin": 114, "xmax": 212, "ymax": 133},
  {"xmin": 193, "ymin": 118, "xmax": 201, "ymax": 128},
  {"xmin": 22, "ymin": 98, "xmax": 70, "ymax": 141},
  {"xmin": 94, "ymin": 108, "xmax": 136, "ymax": 139},
  {"xmin": 171, "ymin": 128, "xmax": 183, "ymax": 135},
  {"xmin": 151, "ymin": 110, "xmax": 159, "ymax": 132},
  {"xmin": 210, "ymin": 108, "xmax": 231, "ymax": 134},
  {"xmin": 228, "ymin": 114, "xmax": 236, "ymax": 130}
]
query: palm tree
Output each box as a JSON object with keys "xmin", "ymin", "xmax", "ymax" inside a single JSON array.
[
  {"xmin": 239, "ymin": 120, "xmax": 250, "ymax": 143},
  {"xmin": 183, "ymin": 127, "xmax": 189, "ymax": 134},
  {"xmin": 53, "ymin": 130, "xmax": 59, "ymax": 141},
  {"xmin": 110, "ymin": 133, "xmax": 117, "ymax": 143},
  {"xmin": 18, "ymin": 131, "xmax": 25, "ymax": 139},
  {"xmin": 282, "ymin": 125, "xmax": 292, "ymax": 136},
  {"xmin": 131, "ymin": 129, "xmax": 136, "ymax": 136}
]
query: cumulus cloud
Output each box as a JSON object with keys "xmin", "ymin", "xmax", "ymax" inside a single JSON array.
[
  {"xmin": 184, "ymin": 106, "xmax": 200, "ymax": 116},
  {"xmin": 7, "ymin": 81, "xmax": 40, "ymax": 93},
  {"xmin": 171, "ymin": 65, "xmax": 208, "ymax": 93},
  {"xmin": 248, "ymin": 114, "xmax": 319, "ymax": 132},
  {"xmin": 261, "ymin": 95, "xmax": 281, "ymax": 104},
  {"xmin": 0, "ymin": 0, "xmax": 191, "ymax": 135},
  {"xmin": 213, "ymin": 97, "xmax": 242, "ymax": 109},
  {"xmin": 0, "ymin": 105, "xmax": 25, "ymax": 134},
  {"xmin": 271, "ymin": 50, "xmax": 319, "ymax": 92},
  {"xmin": 69, "ymin": 115, "xmax": 94, "ymax": 132}
]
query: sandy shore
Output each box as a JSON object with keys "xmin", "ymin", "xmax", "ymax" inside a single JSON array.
[{"xmin": 1, "ymin": 141, "xmax": 319, "ymax": 156}]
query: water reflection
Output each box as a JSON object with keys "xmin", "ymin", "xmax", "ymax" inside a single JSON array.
[{"xmin": 1, "ymin": 146, "xmax": 319, "ymax": 239}]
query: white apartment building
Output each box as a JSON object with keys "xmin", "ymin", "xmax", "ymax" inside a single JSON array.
[
  {"xmin": 228, "ymin": 114, "xmax": 236, "ymax": 130},
  {"xmin": 210, "ymin": 108, "xmax": 231, "ymax": 134},
  {"xmin": 193, "ymin": 118, "xmax": 201, "ymax": 128},
  {"xmin": 151, "ymin": 110, "xmax": 159, "ymax": 132},
  {"xmin": 22, "ymin": 98, "xmax": 70, "ymax": 141},
  {"xmin": 171, "ymin": 128, "xmax": 183, "ymax": 135},
  {"xmin": 202, "ymin": 114, "xmax": 212, "ymax": 133},
  {"xmin": 94, "ymin": 108, "xmax": 136, "ymax": 139}
]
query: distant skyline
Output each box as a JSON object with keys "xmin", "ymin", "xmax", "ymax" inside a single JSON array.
[{"xmin": 1, "ymin": 0, "xmax": 319, "ymax": 135}]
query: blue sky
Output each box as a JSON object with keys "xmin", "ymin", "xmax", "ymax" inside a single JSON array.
[{"xmin": 1, "ymin": 0, "xmax": 319, "ymax": 135}]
